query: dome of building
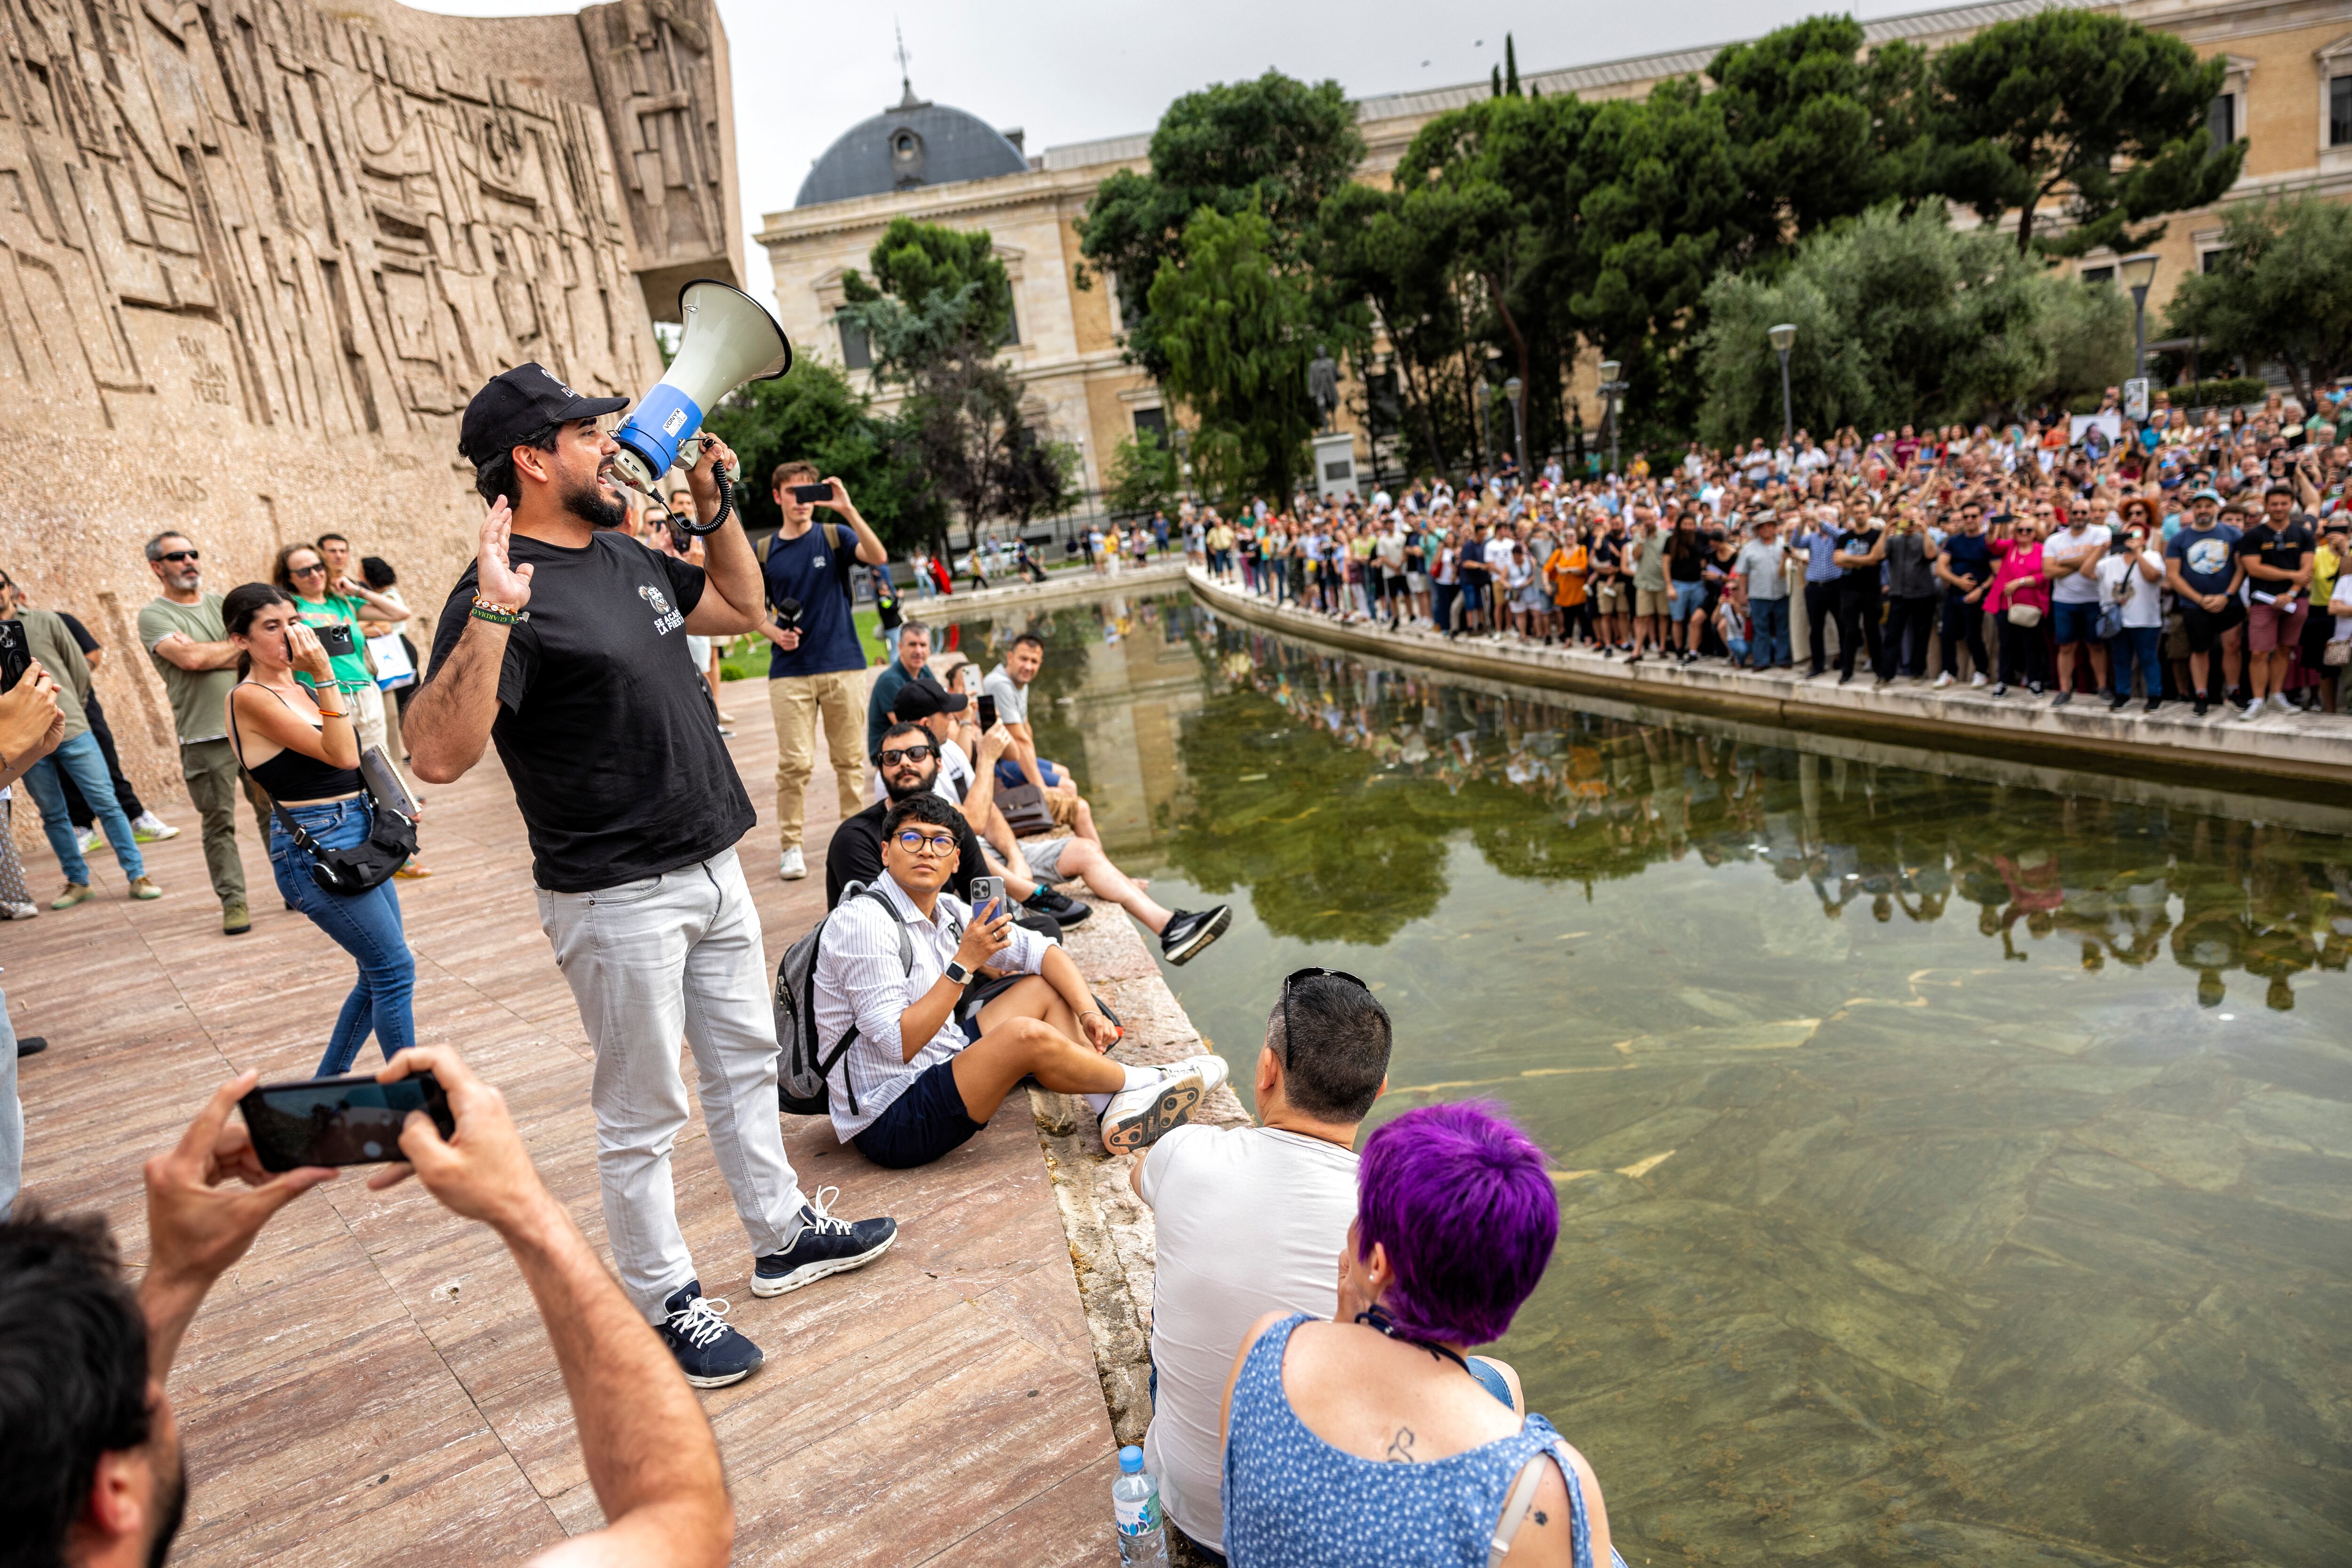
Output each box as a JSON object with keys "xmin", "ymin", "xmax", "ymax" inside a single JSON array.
[{"xmin": 795, "ymin": 83, "xmax": 1030, "ymax": 207}]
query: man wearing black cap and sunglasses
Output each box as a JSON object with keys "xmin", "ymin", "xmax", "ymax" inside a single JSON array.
[{"xmin": 405, "ymin": 364, "xmax": 897, "ymax": 1391}]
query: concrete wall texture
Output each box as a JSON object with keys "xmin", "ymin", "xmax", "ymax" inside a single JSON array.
[{"xmin": 0, "ymin": 0, "xmax": 737, "ymax": 817}]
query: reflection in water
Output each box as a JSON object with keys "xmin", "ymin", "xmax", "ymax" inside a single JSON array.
[{"xmin": 945, "ymin": 591, "xmax": 2352, "ymax": 1568}]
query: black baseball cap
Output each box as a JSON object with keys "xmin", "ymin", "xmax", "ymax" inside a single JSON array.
[
  {"xmin": 892, "ymin": 681, "xmax": 969, "ymax": 721},
  {"xmin": 459, "ymin": 363, "xmax": 628, "ymax": 465}
]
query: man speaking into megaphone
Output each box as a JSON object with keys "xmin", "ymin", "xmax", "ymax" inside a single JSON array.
[{"xmin": 405, "ymin": 362, "xmax": 898, "ymax": 1390}]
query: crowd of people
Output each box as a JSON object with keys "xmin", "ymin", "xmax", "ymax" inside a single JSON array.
[
  {"xmin": 1188, "ymin": 386, "xmax": 2352, "ymax": 720},
  {"xmin": 4, "ymin": 358, "xmax": 1616, "ymax": 1568}
]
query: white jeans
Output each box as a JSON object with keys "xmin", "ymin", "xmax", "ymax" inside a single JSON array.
[{"xmin": 537, "ymin": 848, "xmax": 806, "ymax": 1319}]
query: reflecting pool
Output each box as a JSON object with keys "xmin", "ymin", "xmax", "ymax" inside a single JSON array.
[{"xmin": 941, "ymin": 589, "xmax": 2352, "ymax": 1568}]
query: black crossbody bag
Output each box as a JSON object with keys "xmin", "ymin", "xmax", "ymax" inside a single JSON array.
[{"xmin": 231, "ymin": 685, "xmax": 417, "ymax": 896}]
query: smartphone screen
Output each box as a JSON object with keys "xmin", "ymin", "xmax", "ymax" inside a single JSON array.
[
  {"xmin": 968, "ymin": 876, "xmax": 1003, "ymax": 924},
  {"xmin": 790, "ymin": 482, "xmax": 832, "ymax": 504},
  {"xmin": 240, "ymin": 1072, "xmax": 454, "ymax": 1171},
  {"xmin": 976, "ymin": 692, "xmax": 997, "ymax": 731},
  {"xmin": 0, "ymin": 621, "xmax": 28, "ymax": 693}
]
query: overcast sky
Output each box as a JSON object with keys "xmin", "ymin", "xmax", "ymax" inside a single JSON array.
[{"xmin": 420, "ymin": 0, "xmax": 1936, "ymax": 302}]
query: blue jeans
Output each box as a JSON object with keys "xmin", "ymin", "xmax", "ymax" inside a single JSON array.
[
  {"xmin": 1747, "ymin": 597, "xmax": 1793, "ymax": 666},
  {"xmin": 2110, "ymin": 626, "xmax": 2163, "ymax": 698},
  {"xmin": 269, "ymin": 798, "xmax": 415, "ymax": 1076},
  {"xmin": 21, "ymin": 731, "xmax": 143, "ymax": 886}
]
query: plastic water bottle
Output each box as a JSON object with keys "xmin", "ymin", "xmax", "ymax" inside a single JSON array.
[{"xmin": 1112, "ymin": 1445, "xmax": 1169, "ymax": 1566}]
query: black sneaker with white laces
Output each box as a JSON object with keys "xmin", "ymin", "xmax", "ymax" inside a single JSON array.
[
  {"xmin": 1023, "ymin": 885, "xmax": 1092, "ymax": 928},
  {"xmin": 660, "ymin": 1281, "xmax": 762, "ymax": 1388},
  {"xmin": 752, "ymin": 1187, "xmax": 898, "ymax": 1298},
  {"xmin": 1159, "ymin": 905, "xmax": 1232, "ymax": 965}
]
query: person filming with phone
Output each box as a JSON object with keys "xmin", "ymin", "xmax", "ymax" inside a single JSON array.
[
  {"xmin": 223, "ymin": 583, "xmax": 416, "ymax": 1079},
  {"xmin": 403, "ymin": 366, "xmax": 895, "ymax": 1391},
  {"xmin": 0, "ymin": 1044, "xmax": 734, "ymax": 1568},
  {"xmin": 755, "ymin": 462, "xmax": 888, "ymax": 883}
]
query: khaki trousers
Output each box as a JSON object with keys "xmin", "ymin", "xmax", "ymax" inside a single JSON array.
[
  {"xmin": 768, "ymin": 669, "xmax": 867, "ymax": 853},
  {"xmin": 180, "ymin": 738, "xmax": 248, "ymax": 905}
]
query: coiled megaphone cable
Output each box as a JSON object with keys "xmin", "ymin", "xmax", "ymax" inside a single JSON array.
[{"xmin": 673, "ymin": 461, "xmax": 734, "ymax": 539}]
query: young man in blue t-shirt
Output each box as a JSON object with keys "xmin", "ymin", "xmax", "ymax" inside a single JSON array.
[
  {"xmin": 2163, "ymin": 494, "xmax": 2245, "ymax": 716},
  {"xmin": 758, "ymin": 461, "xmax": 888, "ymax": 880}
]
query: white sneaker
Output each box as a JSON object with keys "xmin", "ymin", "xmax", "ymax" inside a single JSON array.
[
  {"xmin": 1970, "ymin": 672, "xmax": 1989, "ymax": 688},
  {"xmin": 74, "ymin": 826, "xmax": 100, "ymax": 853},
  {"xmin": 0, "ymin": 901, "xmax": 36, "ymax": 920},
  {"xmin": 778, "ymin": 848, "xmax": 807, "ymax": 881},
  {"xmin": 1100, "ymin": 1054, "xmax": 1231, "ymax": 1154},
  {"xmin": 2272, "ymin": 694, "xmax": 2298, "ymax": 715},
  {"xmin": 1933, "ymin": 672, "xmax": 1954, "ymax": 689},
  {"xmin": 132, "ymin": 811, "xmax": 180, "ymax": 843}
]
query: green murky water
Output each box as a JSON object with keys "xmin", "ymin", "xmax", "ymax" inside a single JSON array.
[{"xmin": 941, "ymin": 589, "xmax": 2352, "ymax": 1568}]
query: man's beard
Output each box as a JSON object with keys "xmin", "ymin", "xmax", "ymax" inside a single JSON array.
[
  {"xmin": 882, "ymin": 763, "xmax": 938, "ymax": 803},
  {"xmin": 563, "ymin": 467, "xmax": 628, "ymax": 531},
  {"xmin": 146, "ymin": 1450, "xmax": 187, "ymax": 1568}
]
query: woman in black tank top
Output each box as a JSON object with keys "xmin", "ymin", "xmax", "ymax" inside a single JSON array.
[{"xmin": 224, "ymin": 584, "xmax": 415, "ymax": 1076}]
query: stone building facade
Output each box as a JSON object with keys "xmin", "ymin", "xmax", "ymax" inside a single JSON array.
[
  {"xmin": 757, "ymin": 0, "xmax": 2352, "ymax": 509},
  {"xmin": 0, "ymin": 0, "xmax": 736, "ymax": 812}
]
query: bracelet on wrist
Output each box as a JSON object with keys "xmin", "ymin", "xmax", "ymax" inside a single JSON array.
[{"xmin": 470, "ymin": 596, "xmax": 520, "ymax": 626}]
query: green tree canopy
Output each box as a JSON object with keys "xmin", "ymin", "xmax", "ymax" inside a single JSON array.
[
  {"xmin": 1077, "ymin": 71, "xmax": 1363, "ymax": 379},
  {"xmin": 702, "ymin": 359, "xmax": 937, "ymax": 550},
  {"xmin": 1103, "ymin": 429, "xmax": 1182, "ymax": 519},
  {"xmin": 1930, "ymin": 10, "xmax": 2243, "ymax": 255},
  {"xmin": 1694, "ymin": 203, "xmax": 2130, "ymax": 444},
  {"xmin": 1149, "ymin": 205, "xmax": 1321, "ymax": 503},
  {"xmin": 839, "ymin": 215, "xmax": 1013, "ymax": 379},
  {"xmin": 2163, "ymin": 195, "xmax": 2352, "ymax": 408}
]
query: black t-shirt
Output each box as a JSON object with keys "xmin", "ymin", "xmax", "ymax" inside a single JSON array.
[
  {"xmin": 2235, "ymin": 519, "xmax": 2314, "ymax": 586},
  {"xmin": 427, "ymin": 531, "xmax": 753, "ymax": 893},
  {"xmin": 1942, "ymin": 532, "xmax": 1993, "ymax": 591},
  {"xmin": 825, "ymin": 794, "xmax": 984, "ymax": 909},
  {"xmin": 1836, "ymin": 526, "xmax": 1883, "ymax": 587}
]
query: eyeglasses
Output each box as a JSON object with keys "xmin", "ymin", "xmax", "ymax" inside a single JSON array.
[
  {"xmin": 877, "ymin": 744, "xmax": 936, "ymax": 767},
  {"xmin": 158, "ymin": 549, "xmax": 199, "ymax": 564},
  {"xmin": 290, "ymin": 563, "xmax": 327, "ymax": 577},
  {"xmin": 892, "ymin": 829, "xmax": 960, "ymax": 857},
  {"xmin": 1279, "ymin": 966, "xmax": 1376, "ymax": 1064}
]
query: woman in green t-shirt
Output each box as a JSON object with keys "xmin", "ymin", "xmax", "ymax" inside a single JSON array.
[{"xmin": 270, "ymin": 543, "xmax": 405, "ymax": 697}]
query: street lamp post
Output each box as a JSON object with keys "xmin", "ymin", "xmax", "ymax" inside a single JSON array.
[
  {"xmin": 1768, "ymin": 323, "xmax": 1797, "ymax": 446},
  {"xmin": 1597, "ymin": 358, "xmax": 1626, "ymax": 478},
  {"xmin": 1502, "ymin": 375, "xmax": 1525, "ymax": 474},
  {"xmin": 2120, "ymin": 253, "xmax": 2161, "ymax": 383}
]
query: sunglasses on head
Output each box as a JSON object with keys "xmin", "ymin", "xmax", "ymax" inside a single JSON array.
[
  {"xmin": 876, "ymin": 743, "xmax": 936, "ymax": 767},
  {"xmin": 1279, "ymin": 966, "xmax": 1376, "ymax": 1061}
]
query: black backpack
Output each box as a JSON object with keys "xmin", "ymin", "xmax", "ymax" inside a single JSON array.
[{"xmin": 773, "ymin": 883, "xmax": 910, "ymax": 1117}]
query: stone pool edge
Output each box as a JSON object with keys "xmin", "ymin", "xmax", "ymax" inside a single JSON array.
[
  {"xmin": 1025, "ymin": 878, "xmax": 1251, "ymax": 1453},
  {"xmin": 1187, "ymin": 565, "xmax": 2352, "ymax": 790}
]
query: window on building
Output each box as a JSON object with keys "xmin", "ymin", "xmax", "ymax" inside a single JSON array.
[
  {"xmin": 1001, "ymin": 295, "xmax": 1020, "ymax": 347},
  {"xmin": 2208, "ymin": 91, "xmax": 2235, "ymax": 151},
  {"xmin": 1131, "ymin": 406, "xmax": 1168, "ymax": 440},
  {"xmin": 836, "ymin": 310, "xmax": 871, "ymax": 371},
  {"xmin": 2333, "ymin": 75, "xmax": 2352, "ymax": 147},
  {"xmin": 2081, "ymin": 265, "xmax": 2115, "ymax": 286},
  {"xmin": 2203, "ymin": 248, "xmax": 2229, "ymax": 274}
]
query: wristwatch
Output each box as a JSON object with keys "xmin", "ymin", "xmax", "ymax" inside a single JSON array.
[{"xmin": 943, "ymin": 959, "xmax": 975, "ymax": 987}]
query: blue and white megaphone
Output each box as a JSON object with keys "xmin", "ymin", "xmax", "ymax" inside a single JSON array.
[{"xmin": 611, "ymin": 278, "xmax": 793, "ymax": 534}]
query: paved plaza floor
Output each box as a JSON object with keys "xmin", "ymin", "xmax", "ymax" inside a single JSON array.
[{"xmin": 5, "ymin": 678, "xmax": 1118, "ymax": 1566}]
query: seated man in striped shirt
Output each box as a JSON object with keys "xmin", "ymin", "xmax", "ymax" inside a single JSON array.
[{"xmin": 812, "ymin": 792, "xmax": 1229, "ymax": 1170}]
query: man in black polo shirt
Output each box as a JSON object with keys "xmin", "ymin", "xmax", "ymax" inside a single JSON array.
[{"xmin": 406, "ymin": 364, "xmax": 896, "ymax": 1390}]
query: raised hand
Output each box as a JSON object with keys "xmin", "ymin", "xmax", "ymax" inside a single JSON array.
[
  {"xmin": 145, "ymin": 1072, "xmax": 334, "ymax": 1298},
  {"xmin": 367, "ymin": 1046, "xmax": 555, "ymax": 1237},
  {"xmin": 285, "ymin": 621, "xmax": 336, "ymax": 685},
  {"xmin": 478, "ymin": 497, "xmax": 534, "ymax": 611}
]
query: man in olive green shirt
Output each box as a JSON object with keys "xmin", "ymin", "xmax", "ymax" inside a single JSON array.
[
  {"xmin": 0, "ymin": 568, "xmax": 153, "ymax": 906},
  {"xmin": 137, "ymin": 531, "xmax": 250, "ymax": 933}
]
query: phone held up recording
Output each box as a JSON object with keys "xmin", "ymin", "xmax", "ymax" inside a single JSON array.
[
  {"xmin": 0, "ymin": 621, "xmax": 28, "ymax": 693},
  {"xmin": 789, "ymin": 481, "xmax": 833, "ymax": 505},
  {"xmin": 968, "ymin": 875, "xmax": 1004, "ymax": 925},
  {"xmin": 976, "ymin": 692, "xmax": 997, "ymax": 732},
  {"xmin": 240, "ymin": 1071, "xmax": 456, "ymax": 1170}
]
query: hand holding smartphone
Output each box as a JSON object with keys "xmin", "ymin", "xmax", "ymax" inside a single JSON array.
[
  {"xmin": 240, "ymin": 1071, "xmax": 455, "ymax": 1170},
  {"xmin": 976, "ymin": 692, "xmax": 997, "ymax": 731},
  {"xmin": 790, "ymin": 480, "xmax": 834, "ymax": 506},
  {"xmin": 968, "ymin": 875, "xmax": 1004, "ymax": 925}
]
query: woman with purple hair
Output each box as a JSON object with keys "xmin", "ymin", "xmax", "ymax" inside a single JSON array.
[{"xmin": 1216, "ymin": 1102, "xmax": 1621, "ymax": 1568}]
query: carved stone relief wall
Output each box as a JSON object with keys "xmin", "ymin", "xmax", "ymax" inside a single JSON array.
[{"xmin": 0, "ymin": 0, "xmax": 734, "ymax": 826}]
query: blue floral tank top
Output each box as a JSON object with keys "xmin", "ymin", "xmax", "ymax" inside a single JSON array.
[{"xmin": 1221, "ymin": 1313, "xmax": 1619, "ymax": 1567}]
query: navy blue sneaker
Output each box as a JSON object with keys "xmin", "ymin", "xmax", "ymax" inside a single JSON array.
[
  {"xmin": 752, "ymin": 1187, "xmax": 898, "ymax": 1298},
  {"xmin": 660, "ymin": 1280, "xmax": 762, "ymax": 1388}
]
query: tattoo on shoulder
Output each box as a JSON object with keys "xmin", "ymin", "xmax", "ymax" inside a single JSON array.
[{"xmin": 1384, "ymin": 1426, "xmax": 1416, "ymax": 1463}]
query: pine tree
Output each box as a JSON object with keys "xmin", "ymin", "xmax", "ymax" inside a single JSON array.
[{"xmin": 1505, "ymin": 34, "xmax": 1520, "ymax": 96}]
